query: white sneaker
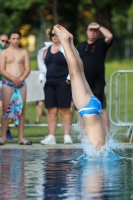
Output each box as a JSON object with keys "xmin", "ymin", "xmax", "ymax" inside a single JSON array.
[
  {"xmin": 64, "ymin": 135, "xmax": 73, "ymax": 144},
  {"xmin": 40, "ymin": 135, "xmax": 56, "ymax": 145}
]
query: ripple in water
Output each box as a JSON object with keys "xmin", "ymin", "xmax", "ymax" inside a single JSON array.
[{"xmin": 72, "ymin": 122, "xmax": 127, "ymax": 161}]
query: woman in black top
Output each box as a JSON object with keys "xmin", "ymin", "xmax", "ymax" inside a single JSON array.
[{"xmin": 38, "ymin": 27, "xmax": 73, "ymax": 145}]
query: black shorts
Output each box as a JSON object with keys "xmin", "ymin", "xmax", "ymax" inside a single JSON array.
[
  {"xmin": 91, "ymin": 84, "xmax": 106, "ymax": 109},
  {"xmin": 44, "ymin": 81, "xmax": 72, "ymax": 108}
]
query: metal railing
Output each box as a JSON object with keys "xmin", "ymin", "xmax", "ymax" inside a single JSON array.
[{"xmin": 109, "ymin": 70, "xmax": 133, "ymax": 143}]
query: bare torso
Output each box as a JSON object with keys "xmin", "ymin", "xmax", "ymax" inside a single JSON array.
[
  {"xmin": 83, "ymin": 114, "xmax": 107, "ymax": 148},
  {"xmin": 3, "ymin": 48, "xmax": 26, "ymax": 81}
]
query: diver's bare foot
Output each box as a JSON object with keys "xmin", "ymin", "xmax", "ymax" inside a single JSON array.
[
  {"xmin": 54, "ymin": 24, "xmax": 73, "ymax": 40},
  {"xmin": 54, "ymin": 25, "xmax": 70, "ymax": 42},
  {"xmin": 57, "ymin": 25, "xmax": 73, "ymax": 39}
]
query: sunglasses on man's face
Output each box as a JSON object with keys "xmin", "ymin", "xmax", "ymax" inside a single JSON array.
[
  {"xmin": 51, "ymin": 33, "xmax": 57, "ymax": 37},
  {"xmin": 1, "ymin": 40, "xmax": 9, "ymax": 44}
]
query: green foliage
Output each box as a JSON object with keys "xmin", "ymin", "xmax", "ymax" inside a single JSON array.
[
  {"xmin": 0, "ymin": 0, "xmax": 133, "ymax": 58},
  {"xmin": 0, "ymin": 0, "xmax": 48, "ymax": 35},
  {"xmin": 129, "ymin": 3, "xmax": 133, "ymax": 18},
  {"xmin": 0, "ymin": 12, "xmax": 22, "ymax": 34},
  {"xmin": 4, "ymin": 0, "xmax": 32, "ymax": 10}
]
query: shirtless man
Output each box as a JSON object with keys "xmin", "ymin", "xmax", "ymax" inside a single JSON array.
[
  {"xmin": 53, "ymin": 25, "xmax": 106, "ymax": 149},
  {"xmin": 0, "ymin": 29, "xmax": 32, "ymax": 145}
]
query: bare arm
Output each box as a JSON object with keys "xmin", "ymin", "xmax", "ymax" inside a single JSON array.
[
  {"xmin": 19, "ymin": 50, "xmax": 30, "ymax": 81},
  {"xmin": 42, "ymin": 48, "xmax": 48, "ymax": 60},
  {"xmin": 99, "ymin": 26, "xmax": 113, "ymax": 44}
]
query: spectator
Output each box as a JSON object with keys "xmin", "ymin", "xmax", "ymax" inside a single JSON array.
[
  {"xmin": 0, "ymin": 34, "xmax": 13, "ymax": 141},
  {"xmin": 0, "ymin": 29, "xmax": 32, "ymax": 145},
  {"xmin": 0, "ymin": 35, "xmax": 8, "ymax": 49},
  {"xmin": 34, "ymin": 66, "xmax": 47, "ymax": 124},
  {"xmin": 77, "ymin": 22, "xmax": 113, "ymax": 133},
  {"xmin": 38, "ymin": 26, "xmax": 73, "ymax": 144},
  {"xmin": 35, "ymin": 100, "xmax": 46, "ymax": 124}
]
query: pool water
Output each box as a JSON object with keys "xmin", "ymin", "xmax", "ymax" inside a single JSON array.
[{"xmin": 0, "ymin": 148, "xmax": 133, "ymax": 200}]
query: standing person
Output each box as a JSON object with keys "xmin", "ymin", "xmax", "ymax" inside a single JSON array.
[
  {"xmin": 0, "ymin": 34, "xmax": 8, "ymax": 50},
  {"xmin": 35, "ymin": 100, "xmax": 46, "ymax": 124},
  {"xmin": 34, "ymin": 66, "xmax": 47, "ymax": 124},
  {"xmin": 53, "ymin": 24, "xmax": 106, "ymax": 149},
  {"xmin": 38, "ymin": 26, "xmax": 73, "ymax": 145},
  {"xmin": 0, "ymin": 34, "xmax": 13, "ymax": 141},
  {"xmin": 0, "ymin": 29, "xmax": 32, "ymax": 145},
  {"xmin": 77, "ymin": 22, "xmax": 113, "ymax": 133}
]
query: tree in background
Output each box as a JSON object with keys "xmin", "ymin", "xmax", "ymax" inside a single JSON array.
[
  {"xmin": 0, "ymin": 0, "xmax": 34, "ymax": 34},
  {"xmin": 75, "ymin": 0, "xmax": 133, "ymax": 58},
  {"xmin": 0, "ymin": 0, "xmax": 133, "ymax": 59}
]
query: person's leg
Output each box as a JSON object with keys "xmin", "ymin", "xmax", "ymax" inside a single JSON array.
[
  {"xmin": 0, "ymin": 85, "xmax": 13, "ymax": 141},
  {"xmin": 77, "ymin": 111, "xmax": 84, "ymax": 139},
  {"xmin": 0, "ymin": 100, "xmax": 2, "ymax": 117},
  {"xmin": 70, "ymin": 100, "xmax": 75, "ymax": 115},
  {"xmin": 69, "ymin": 39, "xmax": 90, "ymax": 93},
  {"xmin": 35, "ymin": 101, "xmax": 46, "ymax": 123},
  {"xmin": 54, "ymin": 25, "xmax": 93, "ymax": 110},
  {"xmin": 0, "ymin": 82, "xmax": 2, "ymax": 118},
  {"xmin": 69, "ymin": 30, "xmax": 106, "ymax": 146},
  {"xmin": 92, "ymin": 85, "xmax": 109, "ymax": 133},
  {"xmin": 44, "ymin": 83, "xmax": 58, "ymax": 135},
  {"xmin": 1, "ymin": 85, "xmax": 12, "ymax": 143},
  {"xmin": 0, "ymin": 99, "xmax": 2, "ymax": 137},
  {"xmin": 18, "ymin": 84, "xmax": 26, "ymax": 143},
  {"xmin": 47, "ymin": 107, "xmax": 58, "ymax": 135},
  {"xmin": 40, "ymin": 101, "xmax": 46, "ymax": 119},
  {"xmin": 102, "ymin": 109, "xmax": 109, "ymax": 133},
  {"xmin": 54, "ymin": 25, "xmax": 106, "ymax": 148},
  {"xmin": 55, "ymin": 25, "xmax": 90, "ymax": 93},
  {"xmin": 35, "ymin": 101, "xmax": 40, "ymax": 123},
  {"xmin": 38, "ymin": 101, "xmax": 46, "ymax": 118},
  {"xmin": 40, "ymin": 107, "xmax": 57, "ymax": 145},
  {"xmin": 56, "ymin": 80, "xmax": 73, "ymax": 143},
  {"xmin": 59, "ymin": 108, "xmax": 72, "ymax": 135},
  {"xmin": 6, "ymin": 126, "xmax": 13, "ymax": 141},
  {"xmin": 43, "ymin": 101, "xmax": 47, "ymax": 123},
  {"xmin": 102, "ymin": 93, "xmax": 109, "ymax": 133}
]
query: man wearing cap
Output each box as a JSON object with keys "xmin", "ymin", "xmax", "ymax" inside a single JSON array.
[{"xmin": 77, "ymin": 22, "xmax": 113, "ymax": 133}]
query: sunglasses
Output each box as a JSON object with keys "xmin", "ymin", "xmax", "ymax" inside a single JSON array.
[
  {"xmin": 1, "ymin": 40, "xmax": 9, "ymax": 44},
  {"xmin": 51, "ymin": 33, "xmax": 57, "ymax": 37}
]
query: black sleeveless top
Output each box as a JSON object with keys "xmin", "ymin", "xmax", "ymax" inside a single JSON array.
[{"xmin": 45, "ymin": 46, "xmax": 68, "ymax": 82}]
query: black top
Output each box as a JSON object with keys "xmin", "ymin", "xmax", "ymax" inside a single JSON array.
[
  {"xmin": 77, "ymin": 38, "xmax": 112, "ymax": 87},
  {"xmin": 45, "ymin": 46, "xmax": 68, "ymax": 82}
]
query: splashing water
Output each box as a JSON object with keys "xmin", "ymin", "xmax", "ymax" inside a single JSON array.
[{"xmin": 72, "ymin": 122, "xmax": 126, "ymax": 161}]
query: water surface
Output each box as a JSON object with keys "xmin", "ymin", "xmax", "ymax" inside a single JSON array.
[{"xmin": 0, "ymin": 148, "xmax": 133, "ymax": 200}]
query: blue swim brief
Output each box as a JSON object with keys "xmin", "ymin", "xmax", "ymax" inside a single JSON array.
[
  {"xmin": 78, "ymin": 96, "xmax": 102, "ymax": 117},
  {"xmin": 2, "ymin": 80, "xmax": 25, "ymax": 88}
]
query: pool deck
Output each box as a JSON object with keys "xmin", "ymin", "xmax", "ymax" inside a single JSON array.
[{"xmin": 0, "ymin": 143, "xmax": 133, "ymax": 149}]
